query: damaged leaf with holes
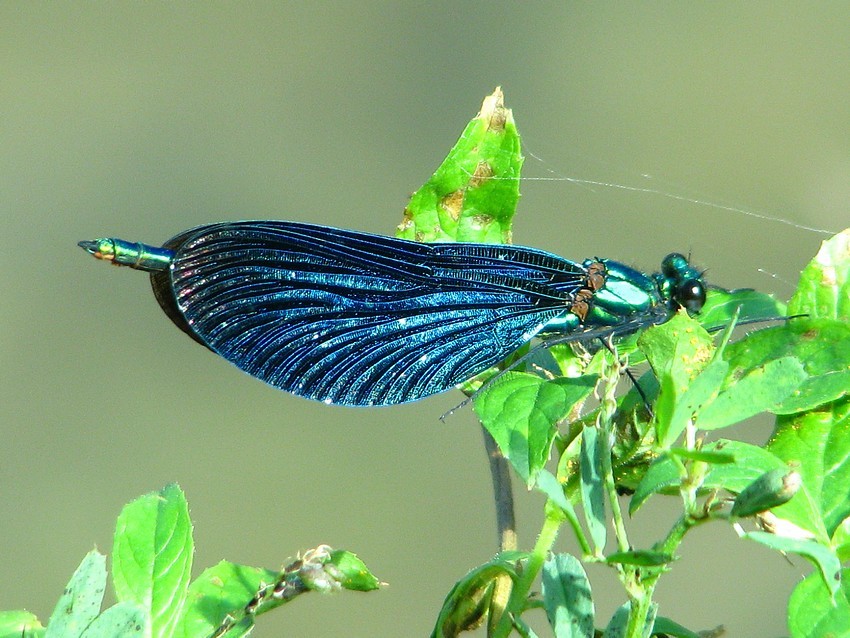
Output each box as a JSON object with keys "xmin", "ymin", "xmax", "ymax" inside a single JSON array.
[{"xmin": 396, "ymin": 87, "xmax": 523, "ymax": 244}]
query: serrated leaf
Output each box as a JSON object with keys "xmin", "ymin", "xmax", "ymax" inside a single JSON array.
[
  {"xmin": 112, "ymin": 483, "xmax": 193, "ymax": 638},
  {"xmin": 768, "ymin": 397, "xmax": 850, "ymax": 539},
  {"xmin": 79, "ymin": 603, "xmax": 146, "ymax": 638},
  {"xmin": 696, "ymin": 356, "xmax": 808, "ymax": 430},
  {"xmin": 45, "ymin": 550, "xmax": 107, "ymax": 638},
  {"xmin": 788, "ymin": 228, "xmax": 850, "ymax": 322},
  {"xmin": 397, "ymin": 87, "xmax": 522, "ymax": 244},
  {"xmin": 0, "ymin": 610, "xmax": 45, "ymax": 638},
  {"xmin": 475, "ymin": 372, "xmax": 595, "ymax": 485},
  {"xmin": 580, "ymin": 426, "xmax": 607, "ymax": 552},
  {"xmin": 741, "ymin": 531, "xmax": 841, "ymax": 597},
  {"xmin": 172, "ymin": 562, "xmax": 278, "ymax": 638},
  {"xmin": 788, "ymin": 568, "xmax": 850, "ymax": 638},
  {"xmin": 541, "ymin": 553, "xmax": 594, "ymax": 638}
]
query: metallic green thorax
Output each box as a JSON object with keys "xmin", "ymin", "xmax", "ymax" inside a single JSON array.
[
  {"xmin": 77, "ymin": 238, "xmax": 174, "ymax": 272},
  {"xmin": 541, "ymin": 253, "xmax": 704, "ymax": 334}
]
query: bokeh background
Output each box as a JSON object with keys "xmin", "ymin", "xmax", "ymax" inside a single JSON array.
[{"xmin": 2, "ymin": 3, "xmax": 847, "ymax": 636}]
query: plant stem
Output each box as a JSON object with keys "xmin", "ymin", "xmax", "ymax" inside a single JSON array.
[
  {"xmin": 624, "ymin": 591, "xmax": 655, "ymax": 638},
  {"xmin": 562, "ymin": 501, "xmax": 593, "ymax": 558},
  {"xmin": 481, "ymin": 426, "xmax": 517, "ymax": 552},
  {"xmin": 598, "ymin": 350, "xmax": 631, "ymax": 553},
  {"xmin": 654, "ymin": 513, "xmax": 699, "ymax": 558},
  {"xmin": 481, "ymin": 425, "xmax": 516, "ymax": 634},
  {"xmin": 491, "ymin": 513, "xmax": 561, "ymax": 638}
]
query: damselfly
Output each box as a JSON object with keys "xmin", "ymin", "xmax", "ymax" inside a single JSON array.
[{"xmin": 78, "ymin": 221, "xmax": 706, "ymax": 406}]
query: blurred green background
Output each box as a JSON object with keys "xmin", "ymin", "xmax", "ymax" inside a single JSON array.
[{"xmin": 1, "ymin": 3, "xmax": 847, "ymax": 636}]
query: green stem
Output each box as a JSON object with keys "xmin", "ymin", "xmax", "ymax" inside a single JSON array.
[
  {"xmin": 562, "ymin": 502, "xmax": 593, "ymax": 557},
  {"xmin": 599, "ymin": 351, "xmax": 630, "ymax": 553},
  {"xmin": 654, "ymin": 513, "xmax": 699, "ymax": 558},
  {"xmin": 491, "ymin": 513, "xmax": 562, "ymax": 638},
  {"xmin": 602, "ymin": 437, "xmax": 630, "ymax": 553},
  {"xmin": 624, "ymin": 591, "xmax": 654, "ymax": 638}
]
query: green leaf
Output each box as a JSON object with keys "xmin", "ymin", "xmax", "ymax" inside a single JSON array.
[
  {"xmin": 44, "ymin": 550, "xmax": 107, "ymax": 638},
  {"xmin": 173, "ymin": 561, "xmax": 278, "ymax": 638},
  {"xmin": 833, "ymin": 516, "xmax": 850, "ymax": 563},
  {"xmin": 0, "ymin": 610, "xmax": 45, "ymax": 638},
  {"xmin": 667, "ymin": 448, "xmax": 734, "ymax": 464},
  {"xmin": 475, "ymin": 372, "xmax": 595, "ymax": 485},
  {"xmin": 604, "ymin": 550, "xmax": 673, "ymax": 567},
  {"xmin": 535, "ymin": 469, "xmax": 579, "ymax": 521},
  {"xmin": 580, "ymin": 426, "xmax": 607, "ymax": 552},
  {"xmin": 788, "ymin": 568, "xmax": 850, "ymax": 638},
  {"xmin": 112, "ymin": 483, "xmax": 193, "ymax": 638},
  {"xmin": 768, "ymin": 397, "xmax": 850, "ymax": 539},
  {"xmin": 698, "ymin": 287, "xmax": 786, "ymax": 330},
  {"xmin": 650, "ymin": 616, "xmax": 700, "ymax": 638},
  {"xmin": 700, "ymin": 440, "xmax": 788, "ymax": 494},
  {"xmin": 513, "ymin": 617, "xmax": 541, "ymax": 638},
  {"xmin": 723, "ymin": 319, "xmax": 850, "ymax": 414},
  {"xmin": 695, "ymin": 356, "xmax": 808, "ymax": 430},
  {"xmin": 630, "ymin": 440, "xmax": 790, "ymax": 515},
  {"xmin": 327, "ymin": 550, "xmax": 381, "ymax": 592},
  {"xmin": 629, "ymin": 453, "xmax": 682, "ymax": 515},
  {"xmin": 660, "ymin": 357, "xmax": 728, "ymax": 446},
  {"xmin": 730, "ymin": 467, "xmax": 801, "ymax": 518},
  {"xmin": 541, "ymin": 553, "xmax": 594, "ymax": 638},
  {"xmin": 640, "ymin": 312, "xmax": 716, "ymax": 446},
  {"xmin": 651, "ymin": 373, "xmax": 678, "ymax": 447},
  {"xmin": 175, "ymin": 547, "xmax": 378, "ymax": 638},
  {"xmin": 397, "ymin": 87, "xmax": 523, "ymax": 244},
  {"xmin": 431, "ymin": 555, "xmax": 521, "ymax": 638},
  {"xmin": 78, "ymin": 603, "xmax": 146, "ymax": 638},
  {"xmin": 741, "ymin": 531, "xmax": 841, "ymax": 597},
  {"xmin": 788, "ymin": 228, "xmax": 850, "ymax": 322},
  {"xmin": 638, "ymin": 311, "xmax": 714, "ymax": 387},
  {"xmin": 603, "ymin": 602, "xmax": 656, "ymax": 638}
]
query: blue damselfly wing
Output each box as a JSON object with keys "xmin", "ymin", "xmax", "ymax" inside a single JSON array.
[{"xmin": 79, "ymin": 221, "xmax": 705, "ymax": 406}]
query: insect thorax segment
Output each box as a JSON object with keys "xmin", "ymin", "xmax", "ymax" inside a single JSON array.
[{"xmin": 567, "ymin": 260, "xmax": 606, "ymax": 322}]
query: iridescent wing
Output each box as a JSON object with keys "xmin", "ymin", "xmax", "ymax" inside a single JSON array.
[{"xmin": 151, "ymin": 221, "xmax": 588, "ymax": 406}]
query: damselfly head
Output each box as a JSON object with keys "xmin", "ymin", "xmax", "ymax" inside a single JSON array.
[{"xmin": 675, "ymin": 278, "xmax": 707, "ymax": 314}]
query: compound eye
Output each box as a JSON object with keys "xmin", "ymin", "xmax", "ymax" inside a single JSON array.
[
  {"xmin": 662, "ymin": 253, "xmax": 689, "ymax": 278},
  {"xmin": 677, "ymin": 278, "xmax": 706, "ymax": 314}
]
